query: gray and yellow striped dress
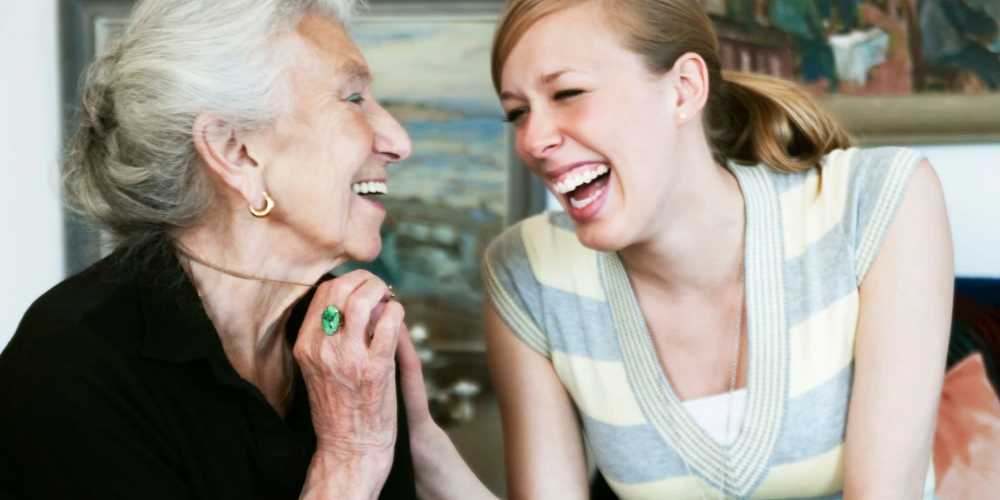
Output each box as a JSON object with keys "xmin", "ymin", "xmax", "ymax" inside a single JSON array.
[{"xmin": 483, "ymin": 147, "xmax": 936, "ymax": 499}]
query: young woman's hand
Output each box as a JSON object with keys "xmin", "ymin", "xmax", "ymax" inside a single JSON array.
[{"xmin": 398, "ymin": 325, "xmax": 498, "ymax": 500}]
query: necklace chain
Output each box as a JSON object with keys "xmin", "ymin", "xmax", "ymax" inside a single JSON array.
[
  {"xmin": 686, "ymin": 259, "xmax": 744, "ymax": 500},
  {"xmin": 175, "ymin": 244, "xmax": 317, "ymax": 288}
]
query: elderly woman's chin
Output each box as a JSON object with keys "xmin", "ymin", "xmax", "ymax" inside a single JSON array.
[
  {"xmin": 345, "ymin": 230, "xmax": 383, "ymax": 263},
  {"xmin": 339, "ymin": 207, "xmax": 387, "ymax": 263}
]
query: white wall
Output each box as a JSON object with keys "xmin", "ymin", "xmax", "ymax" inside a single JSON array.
[
  {"xmin": 915, "ymin": 144, "xmax": 1000, "ymax": 278},
  {"xmin": 1, "ymin": 0, "xmax": 64, "ymax": 349}
]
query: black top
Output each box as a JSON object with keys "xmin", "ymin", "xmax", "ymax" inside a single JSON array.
[{"xmin": 0, "ymin": 245, "xmax": 417, "ymax": 499}]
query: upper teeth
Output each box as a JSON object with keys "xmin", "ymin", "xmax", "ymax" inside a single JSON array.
[
  {"xmin": 352, "ymin": 181, "xmax": 387, "ymax": 195},
  {"xmin": 554, "ymin": 164, "xmax": 609, "ymax": 194}
]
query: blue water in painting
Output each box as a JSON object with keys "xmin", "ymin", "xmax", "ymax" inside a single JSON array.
[
  {"xmin": 406, "ymin": 117, "xmax": 506, "ymax": 167},
  {"xmin": 389, "ymin": 110, "xmax": 510, "ymax": 214}
]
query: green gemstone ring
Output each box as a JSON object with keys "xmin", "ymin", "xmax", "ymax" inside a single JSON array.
[{"xmin": 321, "ymin": 305, "xmax": 342, "ymax": 335}]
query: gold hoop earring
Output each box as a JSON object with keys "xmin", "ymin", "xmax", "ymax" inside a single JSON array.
[{"xmin": 249, "ymin": 193, "xmax": 274, "ymax": 218}]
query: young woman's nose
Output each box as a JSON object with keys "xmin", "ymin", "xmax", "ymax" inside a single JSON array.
[{"xmin": 522, "ymin": 110, "xmax": 563, "ymax": 159}]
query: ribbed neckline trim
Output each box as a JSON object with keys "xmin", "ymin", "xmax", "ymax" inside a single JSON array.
[{"xmin": 600, "ymin": 163, "xmax": 789, "ymax": 497}]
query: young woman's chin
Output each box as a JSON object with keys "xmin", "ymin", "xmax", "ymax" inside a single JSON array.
[{"xmin": 573, "ymin": 220, "xmax": 632, "ymax": 253}]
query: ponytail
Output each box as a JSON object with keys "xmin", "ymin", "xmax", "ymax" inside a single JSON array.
[{"xmin": 707, "ymin": 70, "xmax": 852, "ymax": 173}]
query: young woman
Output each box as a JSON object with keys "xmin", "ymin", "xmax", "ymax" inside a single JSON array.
[{"xmin": 482, "ymin": 1, "xmax": 953, "ymax": 498}]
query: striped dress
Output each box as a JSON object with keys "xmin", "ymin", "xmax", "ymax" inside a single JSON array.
[{"xmin": 483, "ymin": 147, "xmax": 936, "ymax": 499}]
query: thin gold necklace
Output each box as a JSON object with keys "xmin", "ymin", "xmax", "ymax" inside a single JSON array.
[
  {"xmin": 683, "ymin": 260, "xmax": 744, "ymax": 500},
  {"xmin": 175, "ymin": 244, "xmax": 317, "ymax": 288}
]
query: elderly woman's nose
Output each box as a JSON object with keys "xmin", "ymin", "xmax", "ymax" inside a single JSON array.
[{"xmin": 373, "ymin": 111, "xmax": 412, "ymax": 162}]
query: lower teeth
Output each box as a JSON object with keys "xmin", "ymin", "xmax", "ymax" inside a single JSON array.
[{"xmin": 570, "ymin": 187, "xmax": 604, "ymax": 209}]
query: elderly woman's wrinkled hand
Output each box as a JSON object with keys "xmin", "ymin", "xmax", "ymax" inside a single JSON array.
[{"xmin": 294, "ymin": 270, "xmax": 403, "ymax": 482}]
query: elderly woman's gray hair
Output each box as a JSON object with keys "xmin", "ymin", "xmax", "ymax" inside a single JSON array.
[{"xmin": 63, "ymin": 0, "xmax": 362, "ymax": 247}]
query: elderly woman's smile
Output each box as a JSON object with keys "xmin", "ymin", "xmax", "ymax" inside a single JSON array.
[{"xmin": 239, "ymin": 13, "xmax": 411, "ymax": 264}]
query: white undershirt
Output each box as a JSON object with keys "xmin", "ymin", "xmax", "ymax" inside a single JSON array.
[{"xmin": 681, "ymin": 388, "xmax": 748, "ymax": 446}]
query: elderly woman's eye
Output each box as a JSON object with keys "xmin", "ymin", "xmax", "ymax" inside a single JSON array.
[{"xmin": 346, "ymin": 92, "xmax": 365, "ymax": 104}]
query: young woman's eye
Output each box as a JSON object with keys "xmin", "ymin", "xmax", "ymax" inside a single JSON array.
[
  {"xmin": 503, "ymin": 108, "xmax": 527, "ymax": 124},
  {"xmin": 346, "ymin": 92, "xmax": 365, "ymax": 105},
  {"xmin": 553, "ymin": 89, "xmax": 584, "ymax": 100}
]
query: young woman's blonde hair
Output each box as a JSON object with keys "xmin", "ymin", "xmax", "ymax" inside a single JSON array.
[{"xmin": 491, "ymin": 0, "xmax": 852, "ymax": 173}]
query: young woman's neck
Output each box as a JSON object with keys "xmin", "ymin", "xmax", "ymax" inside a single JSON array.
[{"xmin": 618, "ymin": 142, "xmax": 746, "ymax": 295}]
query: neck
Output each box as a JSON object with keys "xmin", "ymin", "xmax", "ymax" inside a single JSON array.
[
  {"xmin": 174, "ymin": 208, "xmax": 345, "ymax": 363},
  {"xmin": 619, "ymin": 145, "xmax": 746, "ymax": 295}
]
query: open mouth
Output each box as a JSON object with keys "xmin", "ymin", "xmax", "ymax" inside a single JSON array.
[
  {"xmin": 351, "ymin": 180, "xmax": 388, "ymax": 199},
  {"xmin": 553, "ymin": 164, "xmax": 611, "ymax": 210}
]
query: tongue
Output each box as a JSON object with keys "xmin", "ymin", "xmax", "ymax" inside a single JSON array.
[{"xmin": 571, "ymin": 174, "xmax": 609, "ymax": 201}]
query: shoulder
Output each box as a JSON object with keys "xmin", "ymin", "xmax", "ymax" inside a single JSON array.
[
  {"xmin": 759, "ymin": 147, "xmax": 931, "ymax": 283},
  {"xmin": 819, "ymin": 146, "xmax": 924, "ymax": 197},
  {"xmin": 763, "ymin": 147, "xmax": 921, "ymax": 195},
  {"xmin": 765, "ymin": 146, "xmax": 926, "ymax": 224},
  {"xmin": 1, "ymin": 253, "xmax": 146, "ymax": 391},
  {"xmin": 484, "ymin": 211, "xmax": 596, "ymax": 278},
  {"xmin": 833, "ymin": 147, "xmax": 935, "ymax": 281}
]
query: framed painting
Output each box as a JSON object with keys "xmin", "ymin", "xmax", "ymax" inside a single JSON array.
[{"xmin": 705, "ymin": 0, "xmax": 1000, "ymax": 144}]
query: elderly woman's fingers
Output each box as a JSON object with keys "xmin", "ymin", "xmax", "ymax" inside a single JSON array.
[
  {"xmin": 323, "ymin": 270, "xmax": 382, "ymax": 308},
  {"xmin": 369, "ymin": 301, "xmax": 404, "ymax": 360},
  {"xmin": 297, "ymin": 271, "xmax": 370, "ymax": 336},
  {"xmin": 342, "ymin": 278, "xmax": 392, "ymax": 346},
  {"xmin": 293, "ymin": 271, "xmax": 376, "ymax": 369}
]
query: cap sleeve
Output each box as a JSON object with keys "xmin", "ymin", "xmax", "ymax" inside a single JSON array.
[
  {"xmin": 844, "ymin": 147, "xmax": 924, "ymax": 284},
  {"xmin": 482, "ymin": 220, "xmax": 550, "ymax": 358}
]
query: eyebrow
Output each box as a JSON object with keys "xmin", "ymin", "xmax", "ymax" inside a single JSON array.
[
  {"xmin": 339, "ymin": 60, "xmax": 373, "ymax": 86},
  {"xmin": 499, "ymin": 69, "xmax": 572, "ymax": 102},
  {"xmin": 541, "ymin": 69, "xmax": 571, "ymax": 84}
]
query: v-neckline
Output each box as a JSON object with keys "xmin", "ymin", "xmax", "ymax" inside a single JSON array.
[{"xmin": 599, "ymin": 163, "xmax": 789, "ymax": 497}]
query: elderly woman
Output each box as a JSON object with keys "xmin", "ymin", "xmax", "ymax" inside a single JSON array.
[{"xmin": 0, "ymin": 1, "xmax": 495, "ymax": 499}]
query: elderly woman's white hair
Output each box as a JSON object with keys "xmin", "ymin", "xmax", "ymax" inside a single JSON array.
[{"xmin": 63, "ymin": 0, "xmax": 363, "ymax": 247}]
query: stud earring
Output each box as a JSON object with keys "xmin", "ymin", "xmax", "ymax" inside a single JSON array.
[{"xmin": 678, "ymin": 111, "xmax": 688, "ymax": 122}]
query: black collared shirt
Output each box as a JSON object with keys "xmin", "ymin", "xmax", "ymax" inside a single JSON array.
[{"xmin": 0, "ymin": 246, "xmax": 417, "ymax": 499}]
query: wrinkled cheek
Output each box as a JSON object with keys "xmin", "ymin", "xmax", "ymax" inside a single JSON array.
[{"xmin": 303, "ymin": 191, "xmax": 349, "ymax": 244}]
